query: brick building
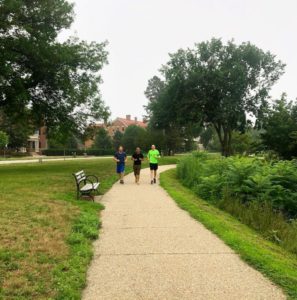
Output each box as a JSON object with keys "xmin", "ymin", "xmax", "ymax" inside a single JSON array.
[
  {"xmin": 84, "ymin": 115, "xmax": 147, "ymax": 149},
  {"xmin": 26, "ymin": 126, "xmax": 48, "ymax": 154}
]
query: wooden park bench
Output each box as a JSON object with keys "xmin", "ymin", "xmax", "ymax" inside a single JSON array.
[{"xmin": 73, "ymin": 170, "xmax": 100, "ymax": 201}]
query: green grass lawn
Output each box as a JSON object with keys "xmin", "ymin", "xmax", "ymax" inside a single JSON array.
[
  {"xmin": 0, "ymin": 156, "xmax": 177, "ymax": 299},
  {"xmin": 160, "ymin": 169, "xmax": 297, "ymax": 299}
]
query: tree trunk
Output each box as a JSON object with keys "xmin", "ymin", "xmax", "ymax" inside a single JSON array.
[
  {"xmin": 214, "ymin": 124, "xmax": 232, "ymax": 157},
  {"xmin": 222, "ymin": 128, "xmax": 232, "ymax": 157}
]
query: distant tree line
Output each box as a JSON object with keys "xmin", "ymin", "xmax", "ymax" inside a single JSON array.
[{"xmin": 46, "ymin": 124, "xmax": 197, "ymax": 155}]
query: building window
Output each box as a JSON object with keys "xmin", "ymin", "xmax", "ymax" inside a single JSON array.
[{"xmin": 122, "ymin": 127, "xmax": 125, "ymax": 131}]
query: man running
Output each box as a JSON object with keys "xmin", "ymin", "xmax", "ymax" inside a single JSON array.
[
  {"xmin": 147, "ymin": 144, "xmax": 160, "ymax": 184},
  {"xmin": 113, "ymin": 146, "xmax": 127, "ymax": 184},
  {"xmin": 132, "ymin": 147, "xmax": 144, "ymax": 184}
]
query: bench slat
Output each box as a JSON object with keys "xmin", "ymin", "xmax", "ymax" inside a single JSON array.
[{"xmin": 80, "ymin": 183, "xmax": 100, "ymax": 192}]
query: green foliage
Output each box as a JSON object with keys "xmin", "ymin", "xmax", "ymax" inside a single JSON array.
[
  {"xmin": 48, "ymin": 134, "xmax": 82, "ymax": 150},
  {"xmin": 231, "ymin": 129, "xmax": 264, "ymax": 155},
  {"xmin": 200, "ymin": 127, "xmax": 264, "ymax": 154},
  {"xmin": 42, "ymin": 148, "xmax": 113, "ymax": 156},
  {"xmin": 177, "ymin": 154, "xmax": 297, "ymax": 254},
  {"xmin": 92, "ymin": 128, "xmax": 112, "ymax": 150},
  {"xmin": 0, "ymin": 131, "xmax": 8, "ymax": 149},
  {"xmin": 122, "ymin": 125, "xmax": 149, "ymax": 153},
  {"xmin": 199, "ymin": 127, "xmax": 214, "ymax": 149},
  {"xmin": 262, "ymin": 95, "xmax": 297, "ymax": 159},
  {"xmin": 119, "ymin": 125, "xmax": 184, "ymax": 155},
  {"xmin": 146, "ymin": 38, "xmax": 285, "ymax": 156},
  {"xmin": 0, "ymin": 0, "xmax": 109, "ymax": 133},
  {"xmin": 112, "ymin": 130, "xmax": 123, "ymax": 150},
  {"xmin": 0, "ymin": 110, "xmax": 32, "ymax": 148}
]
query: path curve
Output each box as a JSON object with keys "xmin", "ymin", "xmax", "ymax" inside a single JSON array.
[{"xmin": 83, "ymin": 165, "xmax": 285, "ymax": 300}]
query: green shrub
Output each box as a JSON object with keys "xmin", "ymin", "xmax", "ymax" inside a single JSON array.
[
  {"xmin": 42, "ymin": 149, "xmax": 114, "ymax": 156},
  {"xmin": 86, "ymin": 149, "xmax": 114, "ymax": 156},
  {"xmin": 177, "ymin": 153, "xmax": 297, "ymax": 254}
]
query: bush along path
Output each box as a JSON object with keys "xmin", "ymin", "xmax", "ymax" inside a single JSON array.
[
  {"xmin": 83, "ymin": 166, "xmax": 285, "ymax": 300},
  {"xmin": 177, "ymin": 152, "xmax": 297, "ymax": 255}
]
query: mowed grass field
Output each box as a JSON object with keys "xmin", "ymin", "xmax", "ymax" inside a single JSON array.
[{"xmin": 0, "ymin": 157, "xmax": 177, "ymax": 299}]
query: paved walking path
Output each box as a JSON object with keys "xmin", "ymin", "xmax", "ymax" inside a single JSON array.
[
  {"xmin": 83, "ymin": 165, "xmax": 285, "ymax": 300},
  {"xmin": 0, "ymin": 156, "xmax": 112, "ymax": 165}
]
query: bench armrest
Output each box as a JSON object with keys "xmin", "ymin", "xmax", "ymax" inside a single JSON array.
[
  {"xmin": 85, "ymin": 178, "xmax": 96, "ymax": 189},
  {"xmin": 86, "ymin": 175, "xmax": 99, "ymax": 183}
]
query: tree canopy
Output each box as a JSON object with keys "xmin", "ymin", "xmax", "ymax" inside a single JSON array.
[
  {"xmin": 92, "ymin": 127, "xmax": 112, "ymax": 150},
  {"xmin": 0, "ymin": 130, "xmax": 9, "ymax": 149},
  {"xmin": 0, "ymin": 0, "xmax": 110, "ymax": 136},
  {"xmin": 262, "ymin": 95, "xmax": 297, "ymax": 159},
  {"xmin": 122, "ymin": 125, "xmax": 149, "ymax": 153},
  {"xmin": 145, "ymin": 38, "xmax": 285, "ymax": 156},
  {"xmin": 113, "ymin": 130, "xmax": 123, "ymax": 150}
]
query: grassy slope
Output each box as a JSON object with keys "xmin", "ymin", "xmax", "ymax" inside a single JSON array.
[
  {"xmin": 0, "ymin": 156, "xmax": 177, "ymax": 299},
  {"xmin": 160, "ymin": 169, "xmax": 297, "ymax": 299}
]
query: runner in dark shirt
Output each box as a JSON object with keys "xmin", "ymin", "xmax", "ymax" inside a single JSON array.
[
  {"xmin": 132, "ymin": 147, "xmax": 144, "ymax": 184},
  {"xmin": 113, "ymin": 146, "xmax": 127, "ymax": 184}
]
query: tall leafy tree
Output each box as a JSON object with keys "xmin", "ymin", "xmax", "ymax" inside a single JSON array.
[
  {"xmin": 122, "ymin": 125, "xmax": 149, "ymax": 153},
  {"xmin": 262, "ymin": 95, "xmax": 297, "ymax": 159},
  {"xmin": 92, "ymin": 128, "xmax": 112, "ymax": 150},
  {"xmin": 0, "ymin": 0, "xmax": 110, "ymax": 135},
  {"xmin": 113, "ymin": 130, "xmax": 123, "ymax": 150},
  {"xmin": 146, "ymin": 39, "xmax": 285, "ymax": 156},
  {"xmin": 0, "ymin": 130, "xmax": 9, "ymax": 149},
  {"xmin": 0, "ymin": 110, "xmax": 32, "ymax": 148}
]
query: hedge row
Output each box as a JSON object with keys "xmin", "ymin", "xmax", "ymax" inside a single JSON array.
[
  {"xmin": 0, "ymin": 150, "xmax": 30, "ymax": 157},
  {"xmin": 42, "ymin": 149, "xmax": 114, "ymax": 156}
]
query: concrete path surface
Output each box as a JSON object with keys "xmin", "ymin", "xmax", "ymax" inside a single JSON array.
[
  {"xmin": 0, "ymin": 156, "xmax": 112, "ymax": 165},
  {"xmin": 83, "ymin": 165, "xmax": 285, "ymax": 300}
]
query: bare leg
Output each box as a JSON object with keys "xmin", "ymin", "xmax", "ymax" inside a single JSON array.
[{"xmin": 150, "ymin": 170, "xmax": 154, "ymax": 180}]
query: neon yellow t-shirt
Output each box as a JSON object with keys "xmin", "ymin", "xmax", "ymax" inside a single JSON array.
[{"xmin": 148, "ymin": 149, "xmax": 160, "ymax": 164}]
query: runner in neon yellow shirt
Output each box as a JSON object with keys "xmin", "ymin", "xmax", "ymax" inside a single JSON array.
[{"xmin": 147, "ymin": 144, "xmax": 161, "ymax": 184}]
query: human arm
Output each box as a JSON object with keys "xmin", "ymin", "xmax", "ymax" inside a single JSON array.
[{"xmin": 113, "ymin": 153, "xmax": 120, "ymax": 162}]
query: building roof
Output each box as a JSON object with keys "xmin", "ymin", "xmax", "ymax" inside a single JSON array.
[{"xmin": 115, "ymin": 117, "xmax": 147, "ymax": 128}]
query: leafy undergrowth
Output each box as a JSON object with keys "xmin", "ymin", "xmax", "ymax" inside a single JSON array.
[
  {"xmin": 160, "ymin": 169, "xmax": 297, "ymax": 299},
  {"xmin": 0, "ymin": 156, "xmax": 177, "ymax": 299},
  {"xmin": 177, "ymin": 152, "xmax": 297, "ymax": 254}
]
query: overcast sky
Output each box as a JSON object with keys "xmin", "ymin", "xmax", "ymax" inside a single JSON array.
[{"xmin": 62, "ymin": 0, "xmax": 297, "ymax": 120}]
